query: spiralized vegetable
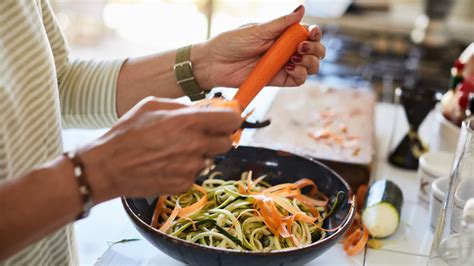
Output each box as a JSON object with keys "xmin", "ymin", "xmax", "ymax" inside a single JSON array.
[{"xmin": 150, "ymin": 171, "xmax": 343, "ymax": 252}]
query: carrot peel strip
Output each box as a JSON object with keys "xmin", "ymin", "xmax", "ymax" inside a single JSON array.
[
  {"xmin": 159, "ymin": 205, "xmax": 179, "ymax": 233},
  {"xmin": 178, "ymin": 184, "xmax": 207, "ymax": 218},
  {"xmin": 343, "ymin": 225, "xmax": 369, "ymax": 256},
  {"xmin": 151, "ymin": 195, "xmax": 167, "ymax": 228}
]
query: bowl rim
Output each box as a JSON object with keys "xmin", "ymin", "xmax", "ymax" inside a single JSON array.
[{"xmin": 122, "ymin": 146, "xmax": 356, "ymax": 255}]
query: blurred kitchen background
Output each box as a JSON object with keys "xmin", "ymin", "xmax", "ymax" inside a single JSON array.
[
  {"xmin": 50, "ymin": 0, "xmax": 473, "ymax": 264},
  {"xmin": 51, "ymin": 0, "xmax": 473, "ymax": 102}
]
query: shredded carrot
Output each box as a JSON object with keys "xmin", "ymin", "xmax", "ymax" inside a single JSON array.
[
  {"xmin": 355, "ymin": 185, "xmax": 368, "ymax": 212},
  {"xmin": 159, "ymin": 205, "xmax": 179, "ymax": 233},
  {"xmin": 233, "ymin": 23, "xmax": 309, "ymax": 111},
  {"xmin": 154, "ymin": 184, "xmax": 207, "ymax": 233},
  {"xmin": 246, "ymin": 171, "xmax": 253, "ymax": 192},
  {"xmin": 152, "ymin": 173, "xmax": 332, "ymax": 249},
  {"xmin": 309, "ymin": 129, "xmax": 332, "ymax": 140},
  {"xmin": 178, "ymin": 184, "xmax": 208, "ymax": 217},
  {"xmin": 151, "ymin": 195, "xmax": 167, "ymax": 228},
  {"xmin": 339, "ymin": 123, "xmax": 348, "ymax": 133},
  {"xmin": 343, "ymin": 225, "xmax": 369, "ymax": 256},
  {"xmin": 342, "ymin": 184, "xmax": 369, "ymax": 256},
  {"xmin": 294, "ymin": 178, "xmax": 318, "ymax": 196}
]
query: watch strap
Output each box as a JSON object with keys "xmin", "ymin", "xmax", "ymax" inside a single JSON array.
[{"xmin": 174, "ymin": 45, "xmax": 207, "ymax": 101}]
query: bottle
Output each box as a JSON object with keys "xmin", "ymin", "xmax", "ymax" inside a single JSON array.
[{"xmin": 441, "ymin": 60, "xmax": 464, "ymax": 122}]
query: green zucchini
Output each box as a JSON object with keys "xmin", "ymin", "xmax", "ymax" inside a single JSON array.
[{"xmin": 362, "ymin": 180, "xmax": 403, "ymax": 238}]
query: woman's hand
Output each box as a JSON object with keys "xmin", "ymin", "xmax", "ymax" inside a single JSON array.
[
  {"xmin": 195, "ymin": 5, "xmax": 325, "ymax": 89},
  {"xmin": 78, "ymin": 97, "xmax": 241, "ymax": 203}
]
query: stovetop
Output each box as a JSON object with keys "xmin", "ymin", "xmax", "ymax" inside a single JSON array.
[{"xmin": 311, "ymin": 26, "xmax": 466, "ymax": 102}]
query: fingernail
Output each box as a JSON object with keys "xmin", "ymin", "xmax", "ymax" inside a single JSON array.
[
  {"xmin": 292, "ymin": 54, "xmax": 302, "ymax": 63},
  {"xmin": 301, "ymin": 43, "xmax": 309, "ymax": 53},
  {"xmin": 293, "ymin": 4, "xmax": 303, "ymax": 13},
  {"xmin": 312, "ymin": 27, "xmax": 321, "ymax": 40},
  {"xmin": 286, "ymin": 63, "xmax": 295, "ymax": 71}
]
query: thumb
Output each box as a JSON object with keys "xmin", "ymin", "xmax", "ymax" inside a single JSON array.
[{"xmin": 259, "ymin": 5, "xmax": 305, "ymax": 38}]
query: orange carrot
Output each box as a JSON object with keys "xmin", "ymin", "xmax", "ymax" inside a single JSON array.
[
  {"xmin": 355, "ymin": 184, "xmax": 368, "ymax": 212},
  {"xmin": 155, "ymin": 184, "xmax": 207, "ymax": 233},
  {"xmin": 159, "ymin": 205, "xmax": 180, "ymax": 233},
  {"xmin": 153, "ymin": 174, "xmax": 332, "ymax": 248},
  {"xmin": 151, "ymin": 195, "xmax": 168, "ymax": 228},
  {"xmin": 342, "ymin": 184, "xmax": 370, "ymax": 256},
  {"xmin": 177, "ymin": 184, "xmax": 208, "ymax": 217},
  {"xmin": 193, "ymin": 98, "xmax": 246, "ymax": 145},
  {"xmin": 343, "ymin": 225, "xmax": 369, "ymax": 256},
  {"xmin": 233, "ymin": 23, "xmax": 309, "ymax": 111},
  {"xmin": 194, "ymin": 98, "xmax": 241, "ymax": 114}
]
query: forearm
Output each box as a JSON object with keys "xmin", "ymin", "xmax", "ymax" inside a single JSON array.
[
  {"xmin": 0, "ymin": 157, "xmax": 83, "ymax": 260},
  {"xmin": 115, "ymin": 43, "xmax": 211, "ymax": 117}
]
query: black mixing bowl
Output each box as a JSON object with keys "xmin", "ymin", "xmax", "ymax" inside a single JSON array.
[{"xmin": 122, "ymin": 146, "xmax": 356, "ymax": 266}]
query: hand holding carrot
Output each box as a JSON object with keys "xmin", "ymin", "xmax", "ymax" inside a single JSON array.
[{"xmin": 194, "ymin": 5, "xmax": 325, "ymax": 90}]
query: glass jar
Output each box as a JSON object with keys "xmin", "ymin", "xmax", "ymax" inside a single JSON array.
[{"xmin": 428, "ymin": 117, "xmax": 474, "ymax": 265}]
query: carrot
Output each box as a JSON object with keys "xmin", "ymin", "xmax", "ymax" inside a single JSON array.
[
  {"xmin": 178, "ymin": 184, "xmax": 208, "ymax": 217},
  {"xmin": 355, "ymin": 184, "xmax": 368, "ymax": 212},
  {"xmin": 194, "ymin": 98, "xmax": 241, "ymax": 114},
  {"xmin": 233, "ymin": 23, "xmax": 309, "ymax": 111},
  {"xmin": 342, "ymin": 184, "xmax": 369, "ymax": 256},
  {"xmin": 155, "ymin": 184, "xmax": 208, "ymax": 233},
  {"xmin": 193, "ymin": 98, "xmax": 247, "ymax": 145},
  {"xmin": 153, "ymin": 174, "xmax": 331, "ymax": 248},
  {"xmin": 151, "ymin": 195, "xmax": 168, "ymax": 228},
  {"xmin": 159, "ymin": 205, "xmax": 180, "ymax": 233},
  {"xmin": 344, "ymin": 225, "xmax": 369, "ymax": 256}
]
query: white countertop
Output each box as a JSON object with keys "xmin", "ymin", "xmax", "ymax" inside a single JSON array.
[{"xmin": 66, "ymin": 86, "xmax": 437, "ymax": 265}]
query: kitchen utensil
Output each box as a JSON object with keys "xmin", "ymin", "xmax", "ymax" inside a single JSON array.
[
  {"xmin": 428, "ymin": 117, "xmax": 474, "ymax": 265},
  {"xmin": 122, "ymin": 146, "xmax": 355, "ymax": 266}
]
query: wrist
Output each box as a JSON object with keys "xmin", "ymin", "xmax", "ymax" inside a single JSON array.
[
  {"xmin": 47, "ymin": 156, "xmax": 86, "ymax": 219},
  {"xmin": 76, "ymin": 143, "xmax": 116, "ymax": 204},
  {"xmin": 190, "ymin": 42, "xmax": 213, "ymax": 90}
]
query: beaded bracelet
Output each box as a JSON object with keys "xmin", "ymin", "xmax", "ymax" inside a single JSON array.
[{"xmin": 63, "ymin": 151, "xmax": 94, "ymax": 219}]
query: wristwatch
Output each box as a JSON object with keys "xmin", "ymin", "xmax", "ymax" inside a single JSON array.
[{"xmin": 174, "ymin": 45, "xmax": 208, "ymax": 101}]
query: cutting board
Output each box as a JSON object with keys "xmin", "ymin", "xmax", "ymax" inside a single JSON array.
[{"xmin": 252, "ymin": 84, "xmax": 376, "ymax": 189}]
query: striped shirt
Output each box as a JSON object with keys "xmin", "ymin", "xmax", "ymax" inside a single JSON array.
[{"xmin": 1, "ymin": 0, "xmax": 125, "ymax": 264}]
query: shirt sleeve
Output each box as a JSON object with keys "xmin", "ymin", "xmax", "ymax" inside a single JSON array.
[{"xmin": 41, "ymin": 0, "xmax": 126, "ymax": 129}]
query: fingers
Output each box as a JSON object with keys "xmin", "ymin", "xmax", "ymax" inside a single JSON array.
[
  {"xmin": 139, "ymin": 97, "xmax": 188, "ymax": 111},
  {"xmin": 285, "ymin": 64, "xmax": 308, "ymax": 86},
  {"xmin": 291, "ymin": 54, "xmax": 320, "ymax": 74},
  {"xmin": 202, "ymin": 135, "xmax": 233, "ymax": 156},
  {"xmin": 175, "ymin": 108, "xmax": 241, "ymax": 135},
  {"xmin": 286, "ymin": 24, "xmax": 324, "ymax": 79},
  {"xmin": 308, "ymin": 25, "xmax": 322, "ymax": 41},
  {"xmin": 297, "ymin": 40, "xmax": 326, "ymax": 60},
  {"xmin": 259, "ymin": 5, "xmax": 305, "ymax": 38},
  {"xmin": 120, "ymin": 97, "xmax": 188, "ymax": 123}
]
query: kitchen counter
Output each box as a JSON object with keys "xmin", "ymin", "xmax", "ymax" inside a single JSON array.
[{"xmin": 67, "ymin": 86, "xmax": 437, "ymax": 265}]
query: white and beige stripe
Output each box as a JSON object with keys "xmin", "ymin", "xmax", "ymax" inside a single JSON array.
[{"xmin": 0, "ymin": 0, "xmax": 124, "ymax": 264}]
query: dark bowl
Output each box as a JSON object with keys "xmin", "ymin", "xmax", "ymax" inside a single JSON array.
[{"xmin": 122, "ymin": 146, "xmax": 356, "ymax": 266}]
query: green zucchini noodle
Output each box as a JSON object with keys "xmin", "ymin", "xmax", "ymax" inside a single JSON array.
[{"xmin": 153, "ymin": 171, "xmax": 335, "ymax": 252}]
